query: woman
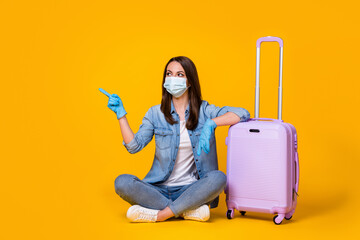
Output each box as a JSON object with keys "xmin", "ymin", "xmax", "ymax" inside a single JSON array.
[{"xmin": 99, "ymin": 56, "xmax": 250, "ymax": 223}]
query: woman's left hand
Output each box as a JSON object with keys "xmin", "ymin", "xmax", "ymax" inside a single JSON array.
[{"xmin": 197, "ymin": 119, "xmax": 217, "ymax": 155}]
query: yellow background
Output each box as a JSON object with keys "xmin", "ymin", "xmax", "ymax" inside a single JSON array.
[{"xmin": 1, "ymin": 0, "xmax": 359, "ymax": 239}]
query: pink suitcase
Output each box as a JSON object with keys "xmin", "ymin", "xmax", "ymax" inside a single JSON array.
[{"xmin": 224, "ymin": 36, "xmax": 299, "ymax": 225}]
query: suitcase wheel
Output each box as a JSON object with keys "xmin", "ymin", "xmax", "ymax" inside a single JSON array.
[
  {"xmin": 240, "ymin": 211, "xmax": 246, "ymax": 216},
  {"xmin": 226, "ymin": 210, "xmax": 234, "ymax": 219},
  {"xmin": 273, "ymin": 214, "xmax": 285, "ymax": 225},
  {"xmin": 285, "ymin": 210, "xmax": 295, "ymax": 220}
]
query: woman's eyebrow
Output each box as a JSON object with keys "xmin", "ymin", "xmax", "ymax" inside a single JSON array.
[{"xmin": 166, "ymin": 70, "xmax": 184, "ymax": 73}]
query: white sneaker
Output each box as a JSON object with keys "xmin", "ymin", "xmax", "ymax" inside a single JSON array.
[
  {"xmin": 126, "ymin": 205, "xmax": 159, "ymax": 223},
  {"xmin": 180, "ymin": 204, "xmax": 210, "ymax": 221}
]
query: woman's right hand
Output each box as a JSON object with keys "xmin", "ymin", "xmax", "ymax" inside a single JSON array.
[{"xmin": 99, "ymin": 88, "xmax": 127, "ymax": 119}]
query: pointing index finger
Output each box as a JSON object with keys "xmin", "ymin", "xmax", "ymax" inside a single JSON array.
[{"xmin": 99, "ymin": 88, "xmax": 111, "ymax": 97}]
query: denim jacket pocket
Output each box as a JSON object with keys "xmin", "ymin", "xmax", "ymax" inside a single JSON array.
[
  {"xmin": 154, "ymin": 128, "xmax": 173, "ymax": 150},
  {"xmin": 194, "ymin": 129, "xmax": 202, "ymax": 136},
  {"xmin": 193, "ymin": 128, "xmax": 202, "ymax": 146}
]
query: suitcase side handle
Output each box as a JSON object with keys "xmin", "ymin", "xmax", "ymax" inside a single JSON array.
[
  {"xmin": 255, "ymin": 36, "xmax": 284, "ymax": 120},
  {"xmin": 295, "ymin": 151, "xmax": 299, "ymax": 193}
]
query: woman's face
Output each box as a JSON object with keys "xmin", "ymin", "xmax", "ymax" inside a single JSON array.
[{"xmin": 166, "ymin": 61, "xmax": 190, "ymax": 86}]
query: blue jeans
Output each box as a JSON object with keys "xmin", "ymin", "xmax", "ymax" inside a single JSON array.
[{"xmin": 114, "ymin": 170, "xmax": 227, "ymax": 218}]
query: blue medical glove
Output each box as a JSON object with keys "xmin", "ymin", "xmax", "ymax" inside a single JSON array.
[
  {"xmin": 99, "ymin": 88, "xmax": 127, "ymax": 119},
  {"xmin": 197, "ymin": 119, "xmax": 217, "ymax": 155}
]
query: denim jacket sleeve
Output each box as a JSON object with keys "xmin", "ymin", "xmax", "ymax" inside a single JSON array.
[
  {"xmin": 122, "ymin": 107, "xmax": 155, "ymax": 154},
  {"xmin": 202, "ymin": 100, "xmax": 250, "ymax": 123}
]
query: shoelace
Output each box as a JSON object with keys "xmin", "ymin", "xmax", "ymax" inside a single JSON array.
[
  {"xmin": 136, "ymin": 208, "xmax": 158, "ymax": 221},
  {"xmin": 184, "ymin": 209, "xmax": 201, "ymax": 218}
]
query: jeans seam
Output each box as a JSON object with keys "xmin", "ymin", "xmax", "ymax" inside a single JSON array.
[{"xmin": 168, "ymin": 203, "xmax": 180, "ymax": 218}]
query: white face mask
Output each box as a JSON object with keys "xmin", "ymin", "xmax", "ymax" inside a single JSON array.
[{"xmin": 163, "ymin": 77, "xmax": 190, "ymax": 98}]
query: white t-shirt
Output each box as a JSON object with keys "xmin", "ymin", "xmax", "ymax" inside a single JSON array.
[{"xmin": 162, "ymin": 120, "xmax": 199, "ymax": 186}]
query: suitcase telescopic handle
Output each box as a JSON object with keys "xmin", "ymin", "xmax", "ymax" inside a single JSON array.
[
  {"xmin": 250, "ymin": 117, "xmax": 283, "ymax": 122},
  {"xmin": 255, "ymin": 36, "xmax": 284, "ymax": 120},
  {"xmin": 256, "ymin": 36, "xmax": 284, "ymax": 47}
]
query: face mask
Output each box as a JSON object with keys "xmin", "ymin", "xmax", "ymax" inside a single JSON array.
[{"xmin": 163, "ymin": 77, "xmax": 190, "ymax": 98}]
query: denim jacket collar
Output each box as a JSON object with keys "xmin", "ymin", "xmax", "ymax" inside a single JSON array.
[{"xmin": 170, "ymin": 98, "xmax": 190, "ymax": 116}]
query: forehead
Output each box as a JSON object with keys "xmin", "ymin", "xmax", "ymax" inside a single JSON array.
[{"xmin": 166, "ymin": 61, "xmax": 185, "ymax": 72}]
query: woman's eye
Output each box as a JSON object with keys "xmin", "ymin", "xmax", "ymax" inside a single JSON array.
[
  {"xmin": 166, "ymin": 72, "xmax": 171, "ymax": 76},
  {"xmin": 178, "ymin": 73, "xmax": 184, "ymax": 77}
]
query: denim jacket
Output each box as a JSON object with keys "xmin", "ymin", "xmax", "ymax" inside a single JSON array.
[{"xmin": 122, "ymin": 99, "xmax": 250, "ymax": 208}]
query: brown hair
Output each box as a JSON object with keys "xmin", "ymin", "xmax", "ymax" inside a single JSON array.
[{"xmin": 160, "ymin": 56, "xmax": 202, "ymax": 130}]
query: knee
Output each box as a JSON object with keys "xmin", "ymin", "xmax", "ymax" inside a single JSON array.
[
  {"xmin": 206, "ymin": 170, "xmax": 227, "ymax": 189},
  {"xmin": 114, "ymin": 174, "xmax": 136, "ymax": 195}
]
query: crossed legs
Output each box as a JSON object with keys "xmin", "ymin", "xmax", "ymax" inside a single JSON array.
[{"xmin": 114, "ymin": 170, "xmax": 227, "ymax": 221}]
